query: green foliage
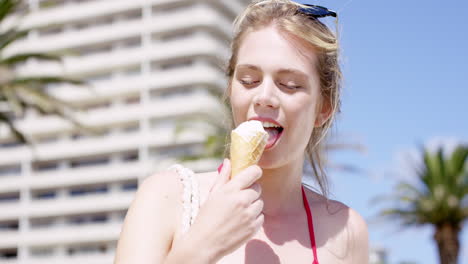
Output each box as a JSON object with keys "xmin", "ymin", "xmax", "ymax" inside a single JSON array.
[
  {"xmin": 377, "ymin": 144, "xmax": 468, "ymax": 228},
  {"xmin": 0, "ymin": 0, "xmax": 91, "ymax": 145}
]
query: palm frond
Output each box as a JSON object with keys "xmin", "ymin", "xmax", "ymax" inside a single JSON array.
[
  {"xmin": 0, "ymin": 53, "xmax": 62, "ymax": 66},
  {"xmin": 0, "ymin": 110, "xmax": 27, "ymax": 144},
  {"xmin": 9, "ymin": 76, "xmax": 85, "ymax": 86},
  {"xmin": 2, "ymin": 85, "xmax": 23, "ymax": 115},
  {"xmin": 375, "ymin": 144, "xmax": 468, "ymax": 230},
  {"xmin": 0, "ymin": 27, "xmax": 28, "ymax": 51},
  {"xmin": 0, "ymin": 0, "xmax": 19, "ymax": 23}
]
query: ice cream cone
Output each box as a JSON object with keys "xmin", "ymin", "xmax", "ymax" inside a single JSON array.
[{"xmin": 229, "ymin": 121, "xmax": 268, "ymax": 178}]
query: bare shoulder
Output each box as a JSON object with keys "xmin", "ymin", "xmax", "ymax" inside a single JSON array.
[
  {"xmin": 305, "ymin": 189, "xmax": 369, "ymax": 264},
  {"xmin": 139, "ymin": 169, "xmax": 183, "ymax": 199},
  {"xmin": 115, "ymin": 170, "xmax": 182, "ymax": 263}
]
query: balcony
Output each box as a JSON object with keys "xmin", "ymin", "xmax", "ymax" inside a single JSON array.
[
  {"xmin": 29, "ymin": 161, "xmax": 142, "ymax": 190},
  {"xmin": 26, "ymin": 222, "xmax": 122, "ymax": 247},
  {"xmin": 0, "ymin": 230, "xmax": 19, "ymax": 249},
  {"xmin": 6, "ymin": 3, "xmax": 231, "ymax": 57},
  {"xmin": 0, "ymin": 93, "xmax": 223, "ymax": 165},
  {"xmin": 0, "ymin": 202, "xmax": 21, "ymax": 221},
  {"xmin": 0, "ymin": 176, "xmax": 23, "ymax": 193},
  {"xmin": 13, "ymin": 34, "xmax": 226, "ymax": 80},
  {"xmin": 27, "ymin": 192, "xmax": 133, "ymax": 219},
  {"xmin": 45, "ymin": 62, "xmax": 224, "ymax": 106},
  {"xmin": 26, "ymin": 254, "xmax": 115, "ymax": 264},
  {"xmin": 23, "ymin": 0, "xmax": 189, "ymax": 28}
]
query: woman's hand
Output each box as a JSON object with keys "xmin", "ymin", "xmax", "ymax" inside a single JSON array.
[{"xmin": 183, "ymin": 159, "xmax": 264, "ymax": 262}]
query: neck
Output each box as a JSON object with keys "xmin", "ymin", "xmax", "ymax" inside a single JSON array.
[{"xmin": 257, "ymin": 156, "xmax": 305, "ymax": 219}]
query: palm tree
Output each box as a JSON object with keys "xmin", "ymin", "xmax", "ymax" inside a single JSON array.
[
  {"xmin": 0, "ymin": 0, "xmax": 89, "ymax": 145},
  {"xmin": 377, "ymin": 144, "xmax": 468, "ymax": 264}
]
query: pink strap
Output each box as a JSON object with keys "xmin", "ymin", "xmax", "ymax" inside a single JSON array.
[{"xmin": 302, "ymin": 186, "xmax": 319, "ymax": 264}]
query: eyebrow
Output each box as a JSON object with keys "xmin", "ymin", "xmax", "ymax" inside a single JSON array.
[{"xmin": 236, "ymin": 64, "xmax": 309, "ymax": 78}]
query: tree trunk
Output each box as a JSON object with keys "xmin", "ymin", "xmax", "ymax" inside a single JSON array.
[{"xmin": 433, "ymin": 223, "xmax": 460, "ymax": 264}]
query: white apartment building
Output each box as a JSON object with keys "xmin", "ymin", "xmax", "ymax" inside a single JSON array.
[{"xmin": 0, "ymin": 0, "xmax": 247, "ymax": 263}]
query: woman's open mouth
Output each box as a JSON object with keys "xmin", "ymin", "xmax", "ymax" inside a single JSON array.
[{"xmin": 263, "ymin": 123, "xmax": 284, "ymax": 150}]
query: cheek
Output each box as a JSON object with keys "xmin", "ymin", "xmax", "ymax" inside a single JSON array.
[
  {"xmin": 288, "ymin": 97, "xmax": 317, "ymax": 139},
  {"xmin": 229, "ymin": 85, "xmax": 250, "ymax": 124}
]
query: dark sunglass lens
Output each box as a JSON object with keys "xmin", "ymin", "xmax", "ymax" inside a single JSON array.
[{"xmin": 298, "ymin": 4, "xmax": 337, "ymax": 18}]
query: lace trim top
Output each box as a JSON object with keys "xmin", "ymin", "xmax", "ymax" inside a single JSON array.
[{"xmin": 168, "ymin": 164, "xmax": 200, "ymax": 233}]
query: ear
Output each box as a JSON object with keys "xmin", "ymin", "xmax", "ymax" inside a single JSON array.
[{"xmin": 314, "ymin": 98, "xmax": 332, "ymax": 128}]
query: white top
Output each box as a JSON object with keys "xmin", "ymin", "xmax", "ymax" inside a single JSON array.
[{"xmin": 168, "ymin": 164, "xmax": 200, "ymax": 233}]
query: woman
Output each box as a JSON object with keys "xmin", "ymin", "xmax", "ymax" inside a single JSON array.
[{"xmin": 115, "ymin": 0, "xmax": 369, "ymax": 263}]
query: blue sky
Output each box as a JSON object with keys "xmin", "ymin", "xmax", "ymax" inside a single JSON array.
[{"xmin": 302, "ymin": 0, "xmax": 468, "ymax": 263}]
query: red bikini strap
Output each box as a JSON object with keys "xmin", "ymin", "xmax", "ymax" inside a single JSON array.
[{"xmin": 302, "ymin": 186, "xmax": 319, "ymax": 264}]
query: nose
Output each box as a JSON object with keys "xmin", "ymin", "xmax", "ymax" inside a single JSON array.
[{"xmin": 253, "ymin": 78, "xmax": 279, "ymax": 109}]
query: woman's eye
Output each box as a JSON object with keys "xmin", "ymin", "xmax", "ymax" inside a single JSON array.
[
  {"xmin": 279, "ymin": 82, "xmax": 301, "ymax": 90},
  {"xmin": 240, "ymin": 79, "xmax": 259, "ymax": 85}
]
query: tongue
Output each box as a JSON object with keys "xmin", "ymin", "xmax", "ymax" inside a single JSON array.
[{"xmin": 265, "ymin": 127, "xmax": 279, "ymax": 146}]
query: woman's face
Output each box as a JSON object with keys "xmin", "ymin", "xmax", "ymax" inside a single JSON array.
[{"xmin": 230, "ymin": 25, "xmax": 328, "ymax": 169}]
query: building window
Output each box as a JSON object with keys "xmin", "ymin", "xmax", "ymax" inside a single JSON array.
[
  {"xmin": 155, "ymin": 29, "xmax": 194, "ymax": 43},
  {"xmin": 157, "ymin": 59, "xmax": 194, "ymax": 71},
  {"xmin": 70, "ymin": 156, "xmax": 110, "ymax": 168},
  {"xmin": 0, "ymin": 220, "xmax": 19, "ymax": 231},
  {"xmin": 0, "ymin": 192, "xmax": 20, "ymax": 203},
  {"xmin": 115, "ymin": 9, "xmax": 142, "ymax": 22},
  {"xmin": 69, "ymin": 185, "xmax": 108, "ymax": 196},
  {"xmin": 152, "ymin": 1, "xmax": 193, "ymax": 15},
  {"xmin": 83, "ymin": 101, "xmax": 111, "ymax": 112},
  {"xmin": 121, "ymin": 123, "xmax": 139, "ymax": 133},
  {"xmin": 33, "ymin": 161, "xmax": 58, "ymax": 172},
  {"xmin": 35, "ymin": 134, "xmax": 59, "ymax": 144},
  {"xmin": 122, "ymin": 66, "xmax": 141, "ymax": 77},
  {"xmin": 68, "ymin": 213, "xmax": 108, "ymax": 225},
  {"xmin": 122, "ymin": 151, "xmax": 138, "ymax": 162},
  {"xmin": 30, "ymin": 217, "xmax": 55, "ymax": 229},
  {"xmin": 67, "ymin": 243, "xmax": 107, "ymax": 256},
  {"xmin": 151, "ymin": 86, "xmax": 193, "ymax": 100},
  {"xmin": 0, "ymin": 248, "xmax": 17, "ymax": 259},
  {"xmin": 121, "ymin": 180, "xmax": 138, "ymax": 192},
  {"xmin": 32, "ymin": 190, "xmax": 57, "ymax": 200},
  {"xmin": 0, "ymin": 164, "xmax": 21, "ymax": 177},
  {"xmin": 124, "ymin": 96, "xmax": 140, "ymax": 105},
  {"xmin": 38, "ymin": 25, "xmax": 63, "ymax": 37},
  {"xmin": 120, "ymin": 37, "xmax": 141, "ymax": 49},
  {"xmin": 0, "ymin": 139, "xmax": 22, "ymax": 148},
  {"xmin": 30, "ymin": 247, "xmax": 54, "ymax": 258},
  {"xmin": 85, "ymin": 72, "xmax": 112, "ymax": 83}
]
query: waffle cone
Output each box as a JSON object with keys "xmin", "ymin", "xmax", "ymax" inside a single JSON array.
[{"xmin": 230, "ymin": 131, "xmax": 267, "ymax": 178}]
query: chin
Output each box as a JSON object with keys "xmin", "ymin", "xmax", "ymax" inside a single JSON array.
[{"xmin": 257, "ymin": 152, "xmax": 285, "ymax": 170}]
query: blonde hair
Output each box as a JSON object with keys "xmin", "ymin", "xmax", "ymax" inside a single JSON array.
[{"xmin": 222, "ymin": 0, "xmax": 342, "ymax": 197}]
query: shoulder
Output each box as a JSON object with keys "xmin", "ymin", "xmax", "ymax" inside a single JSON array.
[
  {"xmin": 115, "ymin": 169, "xmax": 183, "ymax": 263},
  {"xmin": 304, "ymin": 189, "xmax": 369, "ymax": 263},
  {"xmin": 130, "ymin": 168, "xmax": 184, "ymax": 229},
  {"xmin": 138, "ymin": 169, "xmax": 182, "ymax": 199}
]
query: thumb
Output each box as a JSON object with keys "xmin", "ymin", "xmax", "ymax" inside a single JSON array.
[{"xmin": 210, "ymin": 159, "xmax": 231, "ymax": 193}]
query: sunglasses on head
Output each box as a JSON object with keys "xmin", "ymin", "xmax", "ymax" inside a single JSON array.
[{"xmin": 295, "ymin": 2, "xmax": 337, "ymax": 18}]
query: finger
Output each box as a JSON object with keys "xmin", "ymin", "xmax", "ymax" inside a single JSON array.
[
  {"xmin": 250, "ymin": 183, "xmax": 262, "ymax": 197},
  {"xmin": 249, "ymin": 198, "xmax": 264, "ymax": 217},
  {"xmin": 252, "ymin": 213, "xmax": 264, "ymax": 235},
  {"xmin": 241, "ymin": 183, "xmax": 262, "ymax": 204},
  {"xmin": 210, "ymin": 159, "xmax": 231, "ymax": 192},
  {"xmin": 230, "ymin": 165, "xmax": 262, "ymax": 190}
]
